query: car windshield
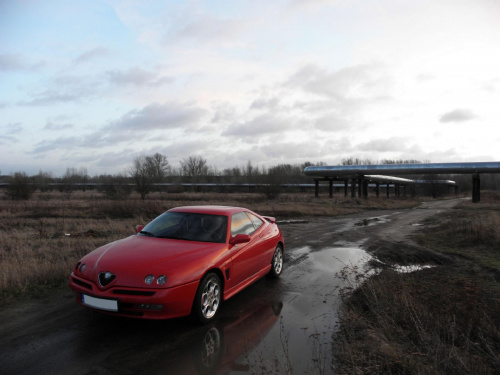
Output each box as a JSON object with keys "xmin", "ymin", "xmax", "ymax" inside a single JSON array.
[{"xmin": 140, "ymin": 212, "xmax": 228, "ymax": 243}]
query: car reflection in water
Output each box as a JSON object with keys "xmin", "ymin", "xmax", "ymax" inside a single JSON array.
[
  {"xmin": 76, "ymin": 298, "xmax": 284, "ymax": 374},
  {"xmin": 148, "ymin": 301, "xmax": 284, "ymax": 375},
  {"xmin": 195, "ymin": 302, "xmax": 283, "ymax": 374}
]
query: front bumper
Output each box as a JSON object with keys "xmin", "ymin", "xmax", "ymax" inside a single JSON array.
[{"xmin": 69, "ymin": 273, "xmax": 199, "ymax": 319}]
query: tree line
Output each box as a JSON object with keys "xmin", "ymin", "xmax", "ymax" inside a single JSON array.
[{"xmin": 2, "ymin": 154, "xmax": 499, "ymax": 200}]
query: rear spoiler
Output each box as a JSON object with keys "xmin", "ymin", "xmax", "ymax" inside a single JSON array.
[{"xmin": 263, "ymin": 216, "xmax": 276, "ymax": 224}]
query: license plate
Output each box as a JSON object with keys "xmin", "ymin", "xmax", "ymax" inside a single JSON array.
[{"xmin": 82, "ymin": 294, "xmax": 118, "ymax": 312}]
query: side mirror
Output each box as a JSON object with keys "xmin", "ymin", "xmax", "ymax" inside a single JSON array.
[
  {"xmin": 135, "ymin": 225, "xmax": 144, "ymax": 234},
  {"xmin": 229, "ymin": 234, "xmax": 251, "ymax": 245}
]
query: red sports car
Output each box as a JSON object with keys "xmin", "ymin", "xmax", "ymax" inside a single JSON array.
[{"xmin": 69, "ymin": 206, "xmax": 284, "ymax": 323}]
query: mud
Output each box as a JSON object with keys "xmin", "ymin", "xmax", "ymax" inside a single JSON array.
[{"xmin": 0, "ymin": 199, "xmax": 461, "ymax": 375}]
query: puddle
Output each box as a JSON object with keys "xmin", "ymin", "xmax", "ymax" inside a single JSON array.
[
  {"xmin": 277, "ymin": 220, "xmax": 309, "ymax": 225},
  {"xmin": 393, "ymin": 264, "xmax": 434, "ymax": 273},
  {"xmin": 234, "ymin": 245, "xmax": 372, "ymax": 374},
  {"xmin": 354, "ymin": 215, "xmax": 391, "ymax": 227}
]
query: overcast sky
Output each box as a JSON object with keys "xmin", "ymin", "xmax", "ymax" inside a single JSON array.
[{"xmin": 1, "ymin": 0, "xmax": 499, "ymax": 176}]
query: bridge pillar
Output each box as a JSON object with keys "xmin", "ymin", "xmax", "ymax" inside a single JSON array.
[
  {"xmin": 315, "ymin": 179, "xmax": 319, "ymax": 198},
  {"xmin": 472, "ymin": 173, "xmax": 480, "ymax": 203},
  {"xmin": 376, "ymin": 182, "xmax": 380, "ymax": 198},
  {"xmin": 344, "ymin": 180, "xmax": 348, "ymax": 197},
  {"xmin": 386, "ymin": 184, "xmax": 390, "ymax": 198},
  {"xmin": 351, "ymin": 179, "xmax": 356, "ymax": 198},
  {"xmin": 362, "ymin": 180, "xmax": 368, "ymax": 198},
  {"xmin": 357, "ymin": 179, "xmax": 362, "ymax": 197},
  {"xmin": 329, "ymin": 179, "xmax": 333, "ymax": 198}
]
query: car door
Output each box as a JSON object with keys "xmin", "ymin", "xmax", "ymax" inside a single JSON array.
[
  {"xmin": 228, "ymin": 211, "xmax": 267, "ymax": 286},
  {"xmin": 245, "ymin": 212, "xmax": 274, "ymax": 270}
]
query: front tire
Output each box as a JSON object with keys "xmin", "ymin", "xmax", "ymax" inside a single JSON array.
[
  {"xmin": 269, "ymin": 244, "xmax": 283, "ymax": 278},
  {"xmin": 192, "ymin": 272, "xmax": 222, "ymax": 324}
]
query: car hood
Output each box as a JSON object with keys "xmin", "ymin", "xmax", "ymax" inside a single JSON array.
[{"xmin": 79, "ymin": 235, "xmax": 227, "ymax": 288}]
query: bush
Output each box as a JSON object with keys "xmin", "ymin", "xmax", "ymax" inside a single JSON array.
[{"xmin": 5, "ymin": 172, "xmax": 35, "ymax": 200}]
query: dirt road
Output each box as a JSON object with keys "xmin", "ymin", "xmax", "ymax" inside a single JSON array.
[{"xmin": 0, "ymin": 199, "xmax": 461, "ymax": 375}]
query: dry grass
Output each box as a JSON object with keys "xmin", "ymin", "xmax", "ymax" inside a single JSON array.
[
  {"xmin": 0, "ymin": 189, "xmax": 419, "ymax": 302},
  {"xmin": 416, "ymin": 210, "xmax": 500, "ymax": 270},
  {"xmin": 335, "ymin": 266, "xmax": 500, "ymax": 374},
  {"xmin": 0, "ymin": 216, "xmax": 138, "ymax": 299},
  {"xmin": 334, "ymin": 194, "xmax": 500, "ymax": 374}
]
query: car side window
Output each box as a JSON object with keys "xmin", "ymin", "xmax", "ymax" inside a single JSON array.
[
  {"xmin": 247, "ymin": 213, "xmax": 264, "ymax": 230},
  {"xmin": 231, "ymin": 212, "xmax": 256, "ymax": 236}
]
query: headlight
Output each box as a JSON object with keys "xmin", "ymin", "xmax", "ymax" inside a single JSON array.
[
  {"xmin": 157, "ymin": 275, "xmax": 167, "ymax": 285},
  {"xmin": 79, "ymin": 264, "xmax": 86, "ymax": 273},
  {"xmin": 145, "ymin": 274, "xmax": 154, "ymax": 285}
]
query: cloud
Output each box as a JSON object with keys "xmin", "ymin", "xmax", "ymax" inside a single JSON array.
[
  {"xmin": 439, "ymin": 109, "xmax": 478, "ymax": 123},
  {"xmin": 4, "ymin": 122, "xmax": 23, "ymax": 135},
  {"xmin": 211, "ymin": 101, "xmax": 237, "ymax": 124},
  {"xmin": 416, "ymin": 73, "xmax": 435, "ymax": 83},
  {"xmin": 109, "ymin": 102, "xmax": 207, "ymax": 131},
  {"xmin": 250, "ymin": 97, "xmax": 280, "ymax": 111},
  {"xmin": 285, "ymin": 63, "xmax": 392, "ymax": 103},
  {"xmin": 76, "ymin": 148, "xmax": 136, "ymax": 170},
  {"xmin": 31, "ymin": 102, "xmax": 208, "ymax": 156},
  {"xmin": 167, "ymin": 15, "xmax": 247, "ymax": 47},
  {"xmin": 74, "ymin": 46, "xmax": 111, "ymax": 64},
  {"xmin": 18, "ymin": 89, "xmax": 87, "ymax": 106},
  {"xmin": 32, "ymin": 136, "xmax": 80, "ymax": 154},
  {"xmin": 44, "ymin": 121, "xmax": 74, "ymax": 131},
  {"xmin": 18, "ymin": 75, "xmax": 97, "ymax": 106},
  {"xmin": 105, "ymin": 67, "xmax": 174, "ymax": 87},
  {"xmin": 357, "ymin": 137, "xmax": 409, "ymax": 152},
  {"xmin": 258, "ymin": 140, "xmax": 325, "ymax": 160},
  {"xmin": 0, "ymin": 53, "xmax": 44, "ymax": 72},
  {"xmin": 0, "ymin": 135, "xmax": 20, "ymax": 145},
  {"xmin": 314, "ymin": 112, "xmax": 349, "ymax": 132},
  {"xmin": 223, "ymin": 113, "xmax": 293, "ymax": 137},
  {"xmin": 0, "ymin": 123, "xmax": 23, "ymax": 144}
]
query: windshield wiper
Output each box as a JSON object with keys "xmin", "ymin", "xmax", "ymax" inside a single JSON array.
[{"xmin": 139, "ymin": 230, "xmax": 156, "ymax": 237}]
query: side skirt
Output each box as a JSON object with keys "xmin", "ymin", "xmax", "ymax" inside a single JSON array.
[{"xmin": 223, "ymin": 265, "xmax": 272, "ymax": 301}]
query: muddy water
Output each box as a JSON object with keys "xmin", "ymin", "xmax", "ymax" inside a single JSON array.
[{"xmin": 223, "ymin": 245, "xmax": 372, "ymax": 374}]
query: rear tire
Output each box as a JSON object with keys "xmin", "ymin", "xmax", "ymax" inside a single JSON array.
[
  {"xmin": 269, "ymin": 244, "xmax": 283, "ymax": 278},
  {"xmin": 192, "ymin": 272, "xmax": 222, "ymax": 324}
]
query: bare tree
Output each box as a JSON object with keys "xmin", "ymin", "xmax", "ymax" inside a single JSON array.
[
  {"xmin": 180, "ymin": 155, "xmax": 208, "ymax": 182},
  {"xmin": 148, "ymin": 152, "xmax": 171, "ymax": 181},
  {"xmin": 34, "ymin": 170, "xmax": 53, "ymax": 192},
  {"xmin": 61, "ymin": 167, "xmax": 89, "ymax": 196},
  {"xmin": 130, "ymin": 153, "xmax": 170, "ymax": 199}
]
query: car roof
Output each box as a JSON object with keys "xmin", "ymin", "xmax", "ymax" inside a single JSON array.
[{"xmin": 168, "ymin": 205, "xmax": 251, "ymax": 216}]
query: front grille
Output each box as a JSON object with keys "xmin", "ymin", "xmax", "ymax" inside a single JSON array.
[
  {"xmin": 72, "ymin": 277, "xmax": 92, "ymax": 290},
  {"xmin": 112, "ymin": 290, "xmax": 155, "ymax": 296},
  {"xmin": 98, "ymin": 272, "xmax": 116, "ymax": 287}
]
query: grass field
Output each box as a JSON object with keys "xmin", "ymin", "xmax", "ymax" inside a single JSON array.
[
  {"xmin": 2, "ymin": 189, "xmax": 498, "ymax": 374},
  {"xmin": 333, "ymin": 191, "xmax": 500, "ymax": 374},
  {"xmin": 0, "ymin": 189, "xmax": 419, "ymax": 302}
]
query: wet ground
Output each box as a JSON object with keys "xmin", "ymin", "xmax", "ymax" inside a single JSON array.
[{"xmin": 0, "ymin": 199, "xmax": 461, "ymax": 375}]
